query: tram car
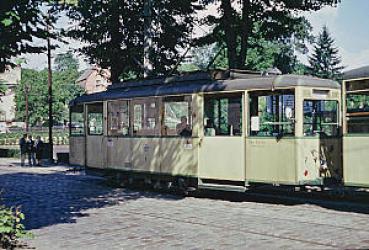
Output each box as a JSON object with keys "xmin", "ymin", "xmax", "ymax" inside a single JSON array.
[
  {"xmin": 69, "ymin": 70, "xmax": 342, "ymax": 191},
  {"xmin": 342, "ymin": 66, "xmax": 369, "ymax": 187}
]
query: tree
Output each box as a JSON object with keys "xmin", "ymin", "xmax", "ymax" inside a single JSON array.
[
  {"xmin": 308, "ymin": 26, "xmax": 344, "ymax": 80},
  {"xmin": 0, "ymin": 1, "xmax": 52, "ymax": 72},
  {"xmin": 15, "ymin": 68, "xmax": 83, "ymax": 126},
  {"xmin": 66, "ymin": 0, "xmax": 200, "ymax": 82},
  {"xmin": 198, "ymin": 0, "xmax": 340, "ymax": 70},
  {"xmin": 54, "ymin": 51, "xmax": 79, "ymax": 72}
]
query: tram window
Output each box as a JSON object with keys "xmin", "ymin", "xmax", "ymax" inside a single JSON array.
[
  {"xmin": 70, "ymin": 105, "xmax": 84, "ymax": 135},
  {"xmin": 87, "ymin": 103, "xmax": 103, "ymax": 135},
  {"xmin": 249, "ymin": 92, "xmax": 295, "ymax": 137},
  {"xmin": 132, "ymin": 98, "xmax": 160, "ymax": 136},
  {"xmin": 163, "ymin": 96, "xmax": 192, "ymax": 137},
  {"xmin": 204, "ymin": 94, "xmax": 242, "ymax": 136},
  {"xmin": 108, "ymin": 101, "xmax": 130, "ymax": 136},
  {"xmin": 303, "ymin": 100, "xmax": 338, "ymax": 137},
  {"xmin": 346, "ymin": 93, "xmax": 369, "ymax": 133}
]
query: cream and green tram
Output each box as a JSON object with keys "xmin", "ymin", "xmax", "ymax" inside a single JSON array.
[
  {"xmin": 342, "ymin": 67, "xmax": 369, "ymax": 187},
  {"xmin": 69, "ymin": 71, "xmax": 342, "ymax": 191}
]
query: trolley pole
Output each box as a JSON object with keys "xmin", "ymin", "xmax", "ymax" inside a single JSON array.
[
  {"xmin": 144, "ymin": 0, "xmax": 153, "ymax": 78},
  {"xmin": 47, "ymin": 13, "xmax": 54, "ymax": 162}
]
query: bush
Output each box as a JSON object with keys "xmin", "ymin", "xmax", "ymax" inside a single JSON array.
[
  {"xmin": 0, "ymin": 149, "xmax": 20, "ymax": 158},
  {"xmin": 0, "ymin": 205, "xmax": 30, "ymax": 249}
]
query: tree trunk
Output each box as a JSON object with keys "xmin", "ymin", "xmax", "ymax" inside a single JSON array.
[
  {"xmin": 220, "ymin": 0, "xmax": 237, "ymax": 69},
  {"xmin": 238, "ymin": 0, "xmax": 251, "ymax": 68},
  {"xmin": 110, "ymin": 2, "xmax": 123, "ymax": 83}
]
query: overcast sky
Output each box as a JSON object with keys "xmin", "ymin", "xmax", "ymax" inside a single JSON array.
[{"xmin": 22, "ymin": 1, "xmax": 369, "ymax": 72}]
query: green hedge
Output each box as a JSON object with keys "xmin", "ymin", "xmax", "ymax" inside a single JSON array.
[{"xmin": 0, "ymin": 149, "xmax": 20, "ymax": 158}]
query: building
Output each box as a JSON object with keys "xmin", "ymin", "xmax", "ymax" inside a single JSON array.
[
  {"xmin": 0, "ymin": 65, "xmax": 21, "ymax": 129},
  {"xmin": 76, "ymin": 66, "xmax": 111, "ymax": 94}
]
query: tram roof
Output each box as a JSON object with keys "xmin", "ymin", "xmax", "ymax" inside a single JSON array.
[
  {"xmin": 344, "ymin": 65, "xmax": 369, "ymax": 80},
  {"xmin": 70, "ymin": 71, "xmax": 340, "ymax": 106}
]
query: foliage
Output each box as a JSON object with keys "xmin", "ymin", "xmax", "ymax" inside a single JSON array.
[
  {"xmin": 66, "ymin": 0, "xmax": 201, "ymax": 82},
  {"xmin": 308, "ymin": 26, "xmax": 344, "ymax": 80},
  {"xmin": 0, "ymin": 1, "xmax": 54, "ymax": 72},
  {"xmin": 0, "ymin": 82, "xmax": 7, "ymax": 96},
  {"xmin": 54, "ymin": 51, "xmax": 79, "ymax": 72},
  {"xmin": 198, "ymin": 0, "xmax": 340, "ymax": 70},
  {"xmin": 15, "ymin": 62, "xmax": 84, "ymax": 126},
  {"xmin": 0, "ymin": 205, "xmax": 30, "ymax": 249}
]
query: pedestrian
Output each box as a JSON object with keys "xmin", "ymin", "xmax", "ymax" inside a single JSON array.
[
  {"xmin": 26, "ymin": 135, "xmax": 36, "ymax": 166},
  {"xmin": 19, "ymin": 134, "xmax": 27, "ymax": 166},
  {"xmin": 35, "ymin": 136, "xmax": 44, "ymax": 166}
]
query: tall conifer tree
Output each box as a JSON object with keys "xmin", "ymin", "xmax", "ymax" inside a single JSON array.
[{"xmin": 308, "ymin": 26, "xmax": 344, "ymax": 79}]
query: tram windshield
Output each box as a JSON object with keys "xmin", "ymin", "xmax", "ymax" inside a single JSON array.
[
  {"xmin": 303, "ymin": 100, "xmax": 338, "ymax": 137},
  {"xmin": 70, "ymin": 105, "xmax": 84, "ymax": 135},
  {"xmin": 249, "ymin": 91, "xmax": 295, "ymax": 137}
]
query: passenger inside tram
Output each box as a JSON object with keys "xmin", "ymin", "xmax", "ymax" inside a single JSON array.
[{"xmin": 176, "ymin": 116, "xmax": 192, "ymax": 137}]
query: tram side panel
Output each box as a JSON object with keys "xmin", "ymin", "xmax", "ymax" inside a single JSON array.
[
  {"xmin": 131, "ymin": 137, "xmax": 161, "ymax": 174},
  {"xmin": 246, "ymin": 138, "xmax": 296, "ymax": 184},
  {"xmin": 69, "ymin": 136, "xmax": 85, "ymax": 166},
  {"xmin": 106, "ymin": 137, "xmax": 133, "ymax": 171},
  {"xmin": 295, "ymin": 138, "xmax": 342, "ymax": 185},
  {"xmin": 160, "ymin": 137, "xmax": 198, "ymax": 177},
  {"xmin": 343, "ymin": 136, "xmax": 369, "ymax": 187},
  {"xmin": 86, "ymin": 135, "xmax": 105, "ymax": 169}
]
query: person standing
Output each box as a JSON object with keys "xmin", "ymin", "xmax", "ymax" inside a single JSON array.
[
  {"xmin": 19, "ymin": 134, "xmax": 27, "ymax": 166},
  {"xmin": 35, "ymin": 136, "xmax": 44, "ymax": 166},
  {"xmin": 26, "ymin": 135, "xmax": 36, "ymax": 166}
]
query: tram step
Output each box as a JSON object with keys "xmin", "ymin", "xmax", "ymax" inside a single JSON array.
[{"xmin": 198, "ymin": 183, "xmax": 247, "ymax": 192}]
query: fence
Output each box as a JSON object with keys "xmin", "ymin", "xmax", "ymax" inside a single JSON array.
[{"xmin": 0, "ymin": 127, "xmax": 69, "ymax": 146}]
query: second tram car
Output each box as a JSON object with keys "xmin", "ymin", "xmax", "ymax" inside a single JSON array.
[
  {"xmin": 69, "ymin": 70, "xmax": 342, "ymax": 191},
  {"xmin": 343, "ymin": 66, "xmax": 369, "ymax": 187}
]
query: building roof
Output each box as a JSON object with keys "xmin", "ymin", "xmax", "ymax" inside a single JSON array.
[
  {"xmin": 76, "ymin": 69, "xmax": 94, "ymax": 83},
  {"xmin": 343, "ymin": 66, "xmax": 369, "ymax": 80},
  {"xmin": 70, "ymin": 71, "xmax": 340, "ymax": 106}
]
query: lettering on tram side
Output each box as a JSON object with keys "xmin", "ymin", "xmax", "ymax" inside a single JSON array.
[
  {"xmin": 183, "ymin": 139, "xmax": 193, "ymax": 150},
  {"xmin": 249, "ymin": 140, "xmax": 267, "ymax": 146},
  {"xmin": 143, "ymin": 144, "xmax": 150, "ymax": 152}
]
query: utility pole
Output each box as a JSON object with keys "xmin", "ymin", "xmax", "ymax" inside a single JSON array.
[
  {"xmin": 24, "ymin": 84, "xmax": 30, "ymax": 132},
  {"xmin": 47, "ymin": 12, "xmax": 54, "ymax": 162},
  {"xmin": 144, "ymin": 0, "xmax": 153, "ymax": 78}
]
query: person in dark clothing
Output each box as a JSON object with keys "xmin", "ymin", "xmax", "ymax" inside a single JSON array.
[
  {"xmin": 26, "ymin": 135, "xmax": 36, "ymax": 166},
  {"xmin": 35, "ymin": 136, "xmax": 44, "ymax": 166},
  {"xmin": 19, "ymin": 134, "xmax": 27, "ymax": 166}
]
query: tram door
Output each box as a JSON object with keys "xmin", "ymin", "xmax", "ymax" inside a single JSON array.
[
  {"xmin": 85, "ymin": 103, "xmax": 105, "ymax": 169},
  {"xmin": 198, "ymin": 93, "xmax": 245, "ymax": 185}
]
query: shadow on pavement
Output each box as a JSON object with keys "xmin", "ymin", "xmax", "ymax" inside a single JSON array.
[
  {"xmin": 191, "ymin": 189, "xmax": 369, "ymax": 215},
  {"xmin": 0, "ymin": 169, "xmax": 182, "ymax": 230}
]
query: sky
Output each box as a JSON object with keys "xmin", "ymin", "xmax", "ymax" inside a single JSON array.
[
  {"xmin": 303, "ymin": 0, "xmax": 369, "ymax": 70},
  {"xmin": 22, "ymin": 0, "xmax": 369, "ymax": 72}
]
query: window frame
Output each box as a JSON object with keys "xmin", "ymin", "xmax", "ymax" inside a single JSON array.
[
  {"xmin": 70, "ymin": 105, "xmax": 85, "ymax": 136},
  {"xmin": 249, "ymin": 90, "xmax": 296, "ymax": 138},
  {"xmin": 87, "ymin": 103, "xmax": 104, "ymax": 136},
  {"xmin": 107, "ymin": 100, "xmax": 130, "ymax": 137},
  {"xmin": 203, "ymin": 93, "xmax": 243, "ymax": 137},
  {"xmin": 303, "ymin": 99, "xmax": 339, "ymax": 137},
  {"xmin": 131, "ymin": 97, "xmax": 161, "ymax": 137},
  {"xmin": 162, "ymin": 95, "xmax": 193, "ymax": 137}
]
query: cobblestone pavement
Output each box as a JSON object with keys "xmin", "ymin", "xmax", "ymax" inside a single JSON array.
[{"xmin": 2, "ymin": 158, "xmax": 369, "ymax": 249}]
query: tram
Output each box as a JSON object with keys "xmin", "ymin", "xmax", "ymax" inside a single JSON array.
[
  {"xmin": 342, "ymin": 66, "xmax": 369, "ymax": 187},
  {"xmin": 69, "ymin": 70, "xmax": 342, "ymax": 191}
]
